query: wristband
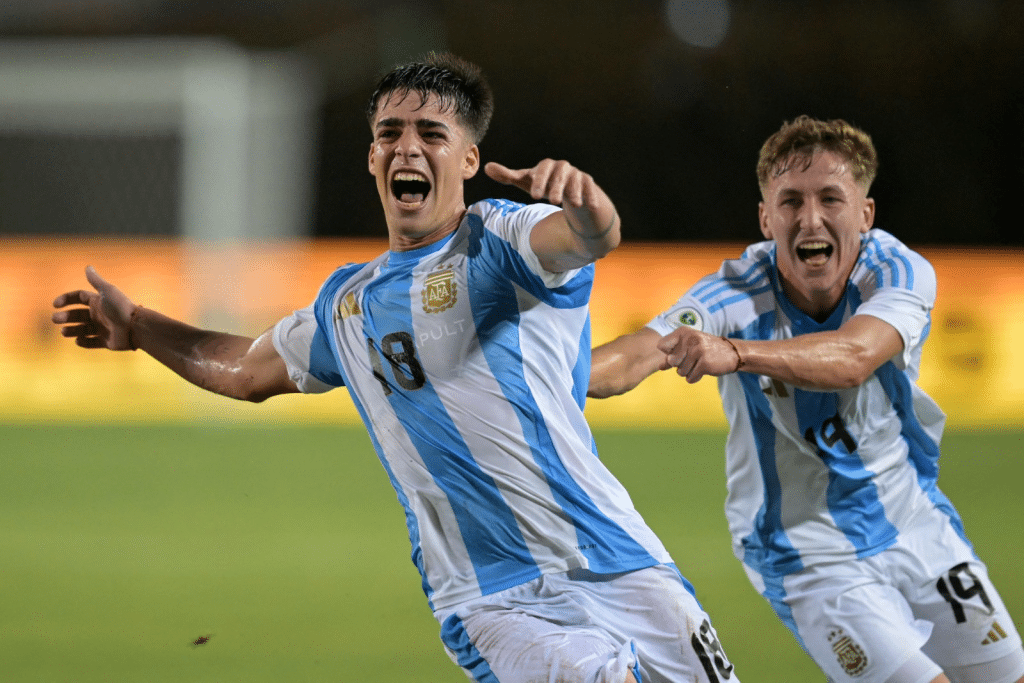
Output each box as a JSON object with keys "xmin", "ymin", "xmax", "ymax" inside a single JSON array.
[
  {"xmin": 127, "ymin": 305, "xmax": 143, "ymax": 351},
  {"xmin": 722, "ymin": 336, "xmax": 744, "ymax": 373}
]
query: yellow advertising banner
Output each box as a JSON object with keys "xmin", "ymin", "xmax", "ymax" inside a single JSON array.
[{"xmin": 7, "ymin": 238, "xmax": 1023, "ymax": 428}]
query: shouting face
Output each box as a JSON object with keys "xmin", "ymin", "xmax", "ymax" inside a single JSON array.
[
  {"xmin": 368, "ymin": 90, "xmax": 480, "ymax": 250},
  {"xmin": 758, "ymin": 149, "xmax": 875, "ymax": 319}
]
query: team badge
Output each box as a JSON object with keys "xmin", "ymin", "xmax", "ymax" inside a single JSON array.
[
  {"xmin": 828, "ymin": 628, "xmax": 868, "ymax": 677},
  {"xmin": 337, "ymin": 291, "xmax": 361, "ymax": 320},
  {"xmin": 423, "ymin": 266, "xmax": 457, "ymax": 314},
  {"xmin": 675, "ymin": 307, "xmax": 703, "ymax": 331}
]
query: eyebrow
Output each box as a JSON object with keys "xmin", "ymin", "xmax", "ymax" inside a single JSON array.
[
  {"xmin": 375, "ymin": 117, "xmax": 451, "ymax": 132},
  {"xmin": 777, "ymin": 184, "xmax": 847, "ymax": 196}
]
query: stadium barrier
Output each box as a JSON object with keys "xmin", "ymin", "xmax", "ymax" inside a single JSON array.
[{"xmin": 8, "ymin": 238, "xmax": 1023, "ymax": 428}]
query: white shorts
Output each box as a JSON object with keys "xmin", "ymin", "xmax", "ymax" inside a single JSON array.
[
  {"xmin": 745, "ymin": 511, "xmax": 1024, "ymax": 683},
  {"xmin": 434, "ymin": 564, "xmax": 739, "ymax": 683}
]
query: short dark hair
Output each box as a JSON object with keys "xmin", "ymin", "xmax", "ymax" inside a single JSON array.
[
  {"xmin": 365, "ymin": 52, "xmax": 494, "ymax": 144},
  {"xmin": 757, "ymin": 115, "xmax": 878, "ymax": 195}
]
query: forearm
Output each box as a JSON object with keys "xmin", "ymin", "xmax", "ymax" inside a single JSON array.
[
  {"xmin": 129, "ymin": 306, "xmax": 270, "ymax": 401},
  {"xmin": 588, "ymin": 350, "xmax": 631, "ymax": 398},
  {"xmin": 731, "ymin": 332, "xmax": 885, "ymax": 390},
  {"xmin": 588, "ymin": 329, "xmax": 665, "ymax": 398}
]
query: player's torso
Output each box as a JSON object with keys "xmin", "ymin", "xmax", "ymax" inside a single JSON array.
[
  {"xmin": 316, "ymin": 210, "xmax": 671, "ymax": 607},
  {"xmin": 716, "ymin": 248, "xmax": 948, "ymax": 574},
  {"xmin": 334, "ymin": 230, "xmax": 483, "ymax": 395}
]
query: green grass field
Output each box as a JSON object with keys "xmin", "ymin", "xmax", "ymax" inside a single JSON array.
[{"xmin": 1, "ymin": 424, "xmax": 1021, "ymax": 682}]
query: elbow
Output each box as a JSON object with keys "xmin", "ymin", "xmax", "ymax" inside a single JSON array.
[
  {"xmin": 587, "ymin": 366, "xmax": 619, "ymax": 399},
  {"xmin": 828, "ymin": 357, "xmax": 877, "ymax": 389},
  {"xmin": 215, "ymin": 385, "xmax": 266, "ymax": 403},
  {"xmin": 239, "ymin": 382, "xmax": 277, "ymax": 403},
  {"xmin": 828, "ymin": 374, "xmax": 865, "ymax": 390},
  {"xmin": 222, "ymin": 375, "xmax": 274, "ymax": 403},
  {"xmin": 589, "ymin": 231, "xmax": 621, "ymax": 261},
  {"xmin": 587, "ymin": 376, "xmax": 633, "ymax": 399},
  {"xmin": 603, "ymin": 229, "xmax": 622, "ymax": 253}
]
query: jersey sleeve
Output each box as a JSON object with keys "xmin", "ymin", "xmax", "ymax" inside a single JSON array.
[
  {"xmin": 852, "ymin": 234, "xmax": 936, "ymax": 370},
  {"xmin": 647, "ymin": 277, "xmax": 719, "ymax": 337},
  {"xmin": 272, "ymin": 305, "xmax": 344, "ymax": 394},
  {"xmin": 471, "ymin": 199, "xmax": 573, "ymax": 288},
  {"xmin": 646, "ymin": 244, "xmax": 771, "ymax": 338}
]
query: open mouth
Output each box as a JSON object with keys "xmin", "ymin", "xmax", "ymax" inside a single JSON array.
[
  {"xmin": 391, "ymin": 172, "xmax": 431, "ymax": 205},
  {"xmin": 796, "ymin": 241, "xmax": 833, "ymax": 263}
]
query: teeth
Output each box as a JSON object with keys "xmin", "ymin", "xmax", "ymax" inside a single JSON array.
[
  {"xmin": 800, "ymin": 241, "xmax": 829, "ymax": 249},
  {"xmin": 392, "ymin": 171, "xmax": 430, "ymax": 204}
]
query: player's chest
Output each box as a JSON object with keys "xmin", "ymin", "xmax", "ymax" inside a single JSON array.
[{"xmin": 330, "ymin": 255, "xmax": 496, "ymax": 377}]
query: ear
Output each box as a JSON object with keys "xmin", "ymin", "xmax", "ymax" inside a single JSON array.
[
  {"xmin": 368, "ymin": 142, "xmax": 376, "ymax": 177},
  {"xmin": 861, "ymin": 197, "xmax": 876, "ymax": 233},
  {"xmin": 758, "ymin": 201, "xmax": 772, "ymax": 240},
  {"xmin": 462, "ymin": 144, "xmax": 480, "ymax": 180}
]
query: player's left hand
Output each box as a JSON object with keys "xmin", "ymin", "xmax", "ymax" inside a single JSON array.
[
  {"xmin": 485, "ymin": 159, "xmax": 596, "ymax": 208},
  {"xmin": 657, "ymin": 327, "xmax": 742, "ymax": 383}
]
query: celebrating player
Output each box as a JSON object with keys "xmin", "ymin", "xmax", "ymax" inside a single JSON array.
[
  {"xmin": 589, "ymin": 115, "xmax": 1024, "ymax": 683},
  {"xmin": 52, "ymin": 53, "xmax": 739, "ymax": 683}
]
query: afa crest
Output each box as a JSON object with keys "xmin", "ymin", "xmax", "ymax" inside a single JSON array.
[
  {"xmin": 423, "ymin": 267, "xmax": 457, "ymax": 314},
  {"xmin": 828, "ymin": 628, "xmax": 868, "ymax": 677}
]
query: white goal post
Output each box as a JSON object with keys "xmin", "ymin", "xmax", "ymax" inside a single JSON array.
[
  {"xmin": 0, "ymin": 36, "xmax": 321, "ymax": 242},
  {"xmin": 0, "ymin": 37, "xmax": 322, "ymax": 330}
]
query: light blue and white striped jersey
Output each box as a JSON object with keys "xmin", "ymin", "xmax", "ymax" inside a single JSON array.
[
  {"xmin": 649, "ymin": 229, "xmax": 965, "ymax": 579},
  {"xmin": 274, "ymin": 199, "xmax": 672, "ymax": 610}
]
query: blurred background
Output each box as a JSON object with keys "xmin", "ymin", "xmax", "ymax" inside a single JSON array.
[
  {"xmin": 2, "ymin": 2, "xmax": 1022, "ymax": 682},
  {"xmin": 2, "ymin": 0, "xmax": 1022, "ymax": 426},
  {"xmin": 0, "ymin": 0, "xmax": 1022, "ymax": 245}
]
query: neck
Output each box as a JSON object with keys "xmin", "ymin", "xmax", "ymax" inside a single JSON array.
[
  {"xmin": 388, "ymin": 209, "xmax": 466, "ymax": 252},
  {"xmin": 779, "ymin": 276, "xmax": 844, "ymax": 323}
]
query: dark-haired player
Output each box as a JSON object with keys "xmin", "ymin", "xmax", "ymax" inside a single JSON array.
[{"xmin": 53, "ymin": 53, "xmax": 738, "ymax": 683}]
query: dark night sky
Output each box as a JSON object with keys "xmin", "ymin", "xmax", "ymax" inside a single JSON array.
[{"xmin": 3, "ymin": 0, "xmax": 1022, "ymax": 246}]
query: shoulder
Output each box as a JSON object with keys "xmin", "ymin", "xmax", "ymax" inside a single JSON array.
[
  {"xmin": 466, "ymin": 199, "xmax": 591, "ymax": 297},
  {"xmin": 323, "ymin": 256, "xmax": 383, "ymax": 288},
  {"xmin": 468, "ymin": 198, "xmax": 531, "ymax": 218},
  {"xmin": 312, "ymin": 257, "xmax": 381, "ymax": 321},
  {"xmin": 651, "ymin": 242, "xmax": 775, "ymax": 335},
  {"xmin": 690, "ymin": 241, "xmax": 776, "ymax": 311},
  {"xmin": 850, "ymin": 230, "xmax": 937, "ymax": 361},
  {"xmin": 468, "ymin": 199, "xmax": 560, "ymax": 236},
  {"xmin": 854, "ymin": 229, "xmax": 936, "ymax": 295}
]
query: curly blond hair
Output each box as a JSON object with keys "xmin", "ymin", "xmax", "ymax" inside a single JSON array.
[{"xmin": 757, "ymin": 115, "xmax": 878, "ymax": 196}]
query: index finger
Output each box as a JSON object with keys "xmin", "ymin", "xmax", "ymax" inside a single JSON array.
[
  {"xmin": 52, "ymin": 290, "xmax": 94, "ymax": 309},
  {"xmin": 484, "ymin": 161, "xmax": 531, "ymax": 190}
]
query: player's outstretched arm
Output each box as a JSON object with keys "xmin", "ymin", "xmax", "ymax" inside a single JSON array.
[
  {"xmin": 52, "ymin": 266, "xmax": 299, "ymax": 403},
  {"xmin": 485, "ymin": 159, "xmax": 620, "ymax": 273},
  {"xmin": 659, "ymin": 314, "xmax": 904, "ymax": 390},
  {"xmin": 589, "ymin": 327, "xmax": 668, "ymax": 398}
]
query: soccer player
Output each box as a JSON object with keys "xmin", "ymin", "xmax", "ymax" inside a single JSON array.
[
  {"xmin": 52, "ymin": 53, "xmax": 739, "ymax": 683},
  {"xmin": 588, "ymin": 115, "xmax": 1024, "ymax": 683}
]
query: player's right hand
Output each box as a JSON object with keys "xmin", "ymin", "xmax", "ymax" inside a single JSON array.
[
  {"xmin": 484, "ymin": 159, "xmax": 595, "ymax": 208},
  {"xmin": 657, "ymin": 327, "xmax": 742, "ymax": 383},
  {"xmin": 51, "ymin": 266, "xmax": 138, "ymax": 351}
]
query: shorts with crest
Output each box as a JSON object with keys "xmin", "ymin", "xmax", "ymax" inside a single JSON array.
[
  {"xmin": 744, "ymin": 510, "xmax": 1024, "ymax": 683},
  {"xmin": 434, "ymin": 564, "xmax": 740, "ymax": 683}
]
